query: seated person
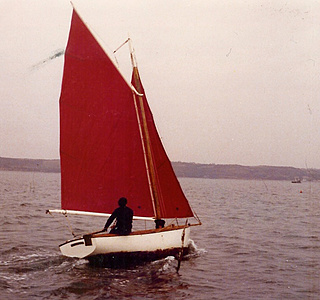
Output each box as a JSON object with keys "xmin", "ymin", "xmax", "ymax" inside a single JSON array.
[{"xmin": 104, "ymin": 197, "xmax": 133, "ymax": 235}]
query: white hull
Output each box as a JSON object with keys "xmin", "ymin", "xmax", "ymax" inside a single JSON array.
[{"xmin": 60, "ymin": 226, "xmax": 190, "ymax": 265}]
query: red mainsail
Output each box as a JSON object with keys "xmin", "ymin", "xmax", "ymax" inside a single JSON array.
[{"xmin": 59, "ymin": 10, "xmax": 194, "ymax": 219}]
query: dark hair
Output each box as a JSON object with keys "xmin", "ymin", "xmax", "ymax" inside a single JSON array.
[{"xmin": 118, "ymin": 197, "xmax": 127, "ymax": 207}]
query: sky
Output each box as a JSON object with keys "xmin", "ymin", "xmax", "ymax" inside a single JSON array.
[{"xmin": 0, "ymin": 0, "xmax": 319, "ymax": 169}]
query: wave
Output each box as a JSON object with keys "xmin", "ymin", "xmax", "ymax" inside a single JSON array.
[
  {"xmin": 186, "ymin": 239, "xmax": 206, "ymax": 257},
  {"xmin": 1, "ymin": 249, "xmax": 66, "ymax": 274}
]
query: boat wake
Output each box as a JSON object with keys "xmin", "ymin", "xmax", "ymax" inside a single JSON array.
[
  {"xmin": 146, "ymin": 239, "xmax": 205, "ymax": 272},
  {"xmin": 187, "ymin": 239, "xmax": 206, "ymax": 256},
  {"xmin": 151, "ymin": 256, "xmax": 177, "ymax": 272},
  {"xmin": 0, "ymin": 248, "xmax": 89, "ymax": 300},
  {"xmin": 0, "ymin": 240, "xmax": 203, "ymax": 299}
]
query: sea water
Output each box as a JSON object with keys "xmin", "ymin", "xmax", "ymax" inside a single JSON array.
[{"xmin": 0, "ymin": 171, "xmax": 319, "ymax": 299}]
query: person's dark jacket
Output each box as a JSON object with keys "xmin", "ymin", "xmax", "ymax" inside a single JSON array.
[{"xmin": 104, "ymin": 206, "xmax": 133, "ymax": 235}]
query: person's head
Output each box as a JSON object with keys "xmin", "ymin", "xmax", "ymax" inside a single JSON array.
[{"xmin": 118, "ymin": 197, "xmax": 127, "ymax": 207}]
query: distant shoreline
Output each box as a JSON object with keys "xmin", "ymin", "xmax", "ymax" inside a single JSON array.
[{"xmin": 0, "ymin": 156, "xmax": 319, "ymax": 181}]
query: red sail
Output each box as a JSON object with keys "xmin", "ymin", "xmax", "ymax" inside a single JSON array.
[
  {"xmin": 131, "ymin": 69, "xmax": 194, "ymax": 218},
  {"xmin": 60, "ymin": 10, "xmax": 193, "ymax": 218}
]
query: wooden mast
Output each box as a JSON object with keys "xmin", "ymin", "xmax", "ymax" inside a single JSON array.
[{"xmin": 129, "ymin": 39, "xmax": 162, "ymax": 221}]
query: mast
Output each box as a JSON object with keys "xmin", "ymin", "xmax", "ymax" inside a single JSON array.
[{"xmin": 129, "ymin": 39, "xmax": 162, "ymax": 220}]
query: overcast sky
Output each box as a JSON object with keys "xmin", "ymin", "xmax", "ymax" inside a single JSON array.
[{"xmin": 1, "ymin": 0, "xmax": 319, "ymax": 168}]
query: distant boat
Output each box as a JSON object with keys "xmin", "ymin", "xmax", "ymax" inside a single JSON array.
[
  {"xmin": 291, "ymin": 178, "xmax": 301, "ymax": 183},
  {"xmin": 47, "ymin": 4, "xmax": 201, "ymax": 267}
]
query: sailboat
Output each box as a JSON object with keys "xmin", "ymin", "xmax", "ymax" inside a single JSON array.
[
  {"xmin": 291, "ymin": 177, "xmax": 301, "ymax": 183},
  {"xmin": 47, "ymin": 4, "xmax": 201, "ymax": 267}
]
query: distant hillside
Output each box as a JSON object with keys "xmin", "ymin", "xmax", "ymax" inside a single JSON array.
[
  {"xmin": 0, "ymin": 157, "xmax": 60, "ymax": 173},
  {"xmin": 1, "ymin": 157, "xmax": 319, "ymax": 181},
  {"xmin": 171, "ymin": 162, "xmax": 320, "ymax": 181}
]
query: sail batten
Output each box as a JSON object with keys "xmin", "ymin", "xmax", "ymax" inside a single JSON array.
[{"xmin": 59, "ymin": 9, "xmax": 194, "ymax": 220}]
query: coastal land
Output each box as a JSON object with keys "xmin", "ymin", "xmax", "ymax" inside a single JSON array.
[{"xmin": 1, "ymin": 157, "xmax": 319, "ymax": 181}]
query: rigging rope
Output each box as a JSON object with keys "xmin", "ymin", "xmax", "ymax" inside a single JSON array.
[
  {"xmin": 64, "ymin": 213, "xmax": 77, "ymax": 237},
  {"xmin": 46, "ymin": 210, "xmax": 76, "ymax": 237}
]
